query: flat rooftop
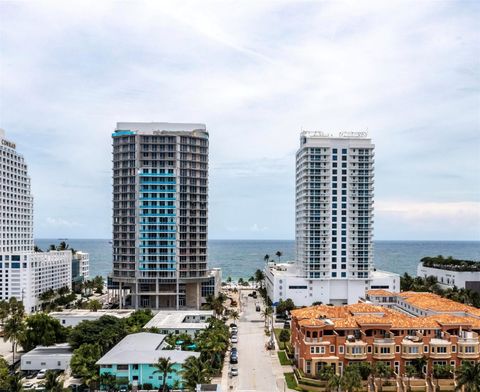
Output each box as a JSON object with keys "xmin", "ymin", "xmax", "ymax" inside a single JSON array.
[
  {"xmin": 50, "ymin": 309, "xmax": 134, "ymax": 318},
  {"xmin": 24, "ymin": 344, "xmax": 72, "ymax": 357},
  {"xmin": 144, "ymin": 310, "xmax": 214, "ymax": 330},
  {"xmin": 116, "ymin": 122, "xmax": 206, "ymax": 133}
]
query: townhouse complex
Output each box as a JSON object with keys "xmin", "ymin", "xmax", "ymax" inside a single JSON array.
[{"xmin": 291, "ymin": 290, "xmax": 480, "ymax": 378}]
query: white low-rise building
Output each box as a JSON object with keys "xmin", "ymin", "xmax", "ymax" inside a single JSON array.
[
  {"xmin": 21, "ymin": 344, "xmax": 73, "ymax": 371},
  {"xmin": 143, "ymin": 310, "xmax": 214, "ymax": 336},
  {"xmin": 265, "ymin": 261, "xmax": 399, "ymax": 306},
  {"xmin": 50, "ymin": 309, "xmax": 134, "ymax": 327},
  {"xmin": 417, "ymin": 263, "xmax": 480, "ymax": 294}
]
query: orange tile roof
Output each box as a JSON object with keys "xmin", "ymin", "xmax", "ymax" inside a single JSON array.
[
  {"xmin": 399, "ymin": 292, "xmax": 480, "ymax": 316},
  {"xmin": 366, "ymin": 289, "xmax": 396, "ymax": 297}
]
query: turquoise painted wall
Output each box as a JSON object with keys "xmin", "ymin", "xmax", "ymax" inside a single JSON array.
[{"xmin": 100, "ymin": 363, "xmax": 185, "ymax": 388}]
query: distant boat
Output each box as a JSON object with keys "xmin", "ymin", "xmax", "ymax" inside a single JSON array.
[
  {"xmin": 108, "ymin": 240, "xmax": 113, "ymax": 244},
  {"xmin": 58, "ymin": 238, "xmax": 68, "ymax": 240}
]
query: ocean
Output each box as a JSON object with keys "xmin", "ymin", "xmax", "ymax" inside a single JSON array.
[{"xmin": 34, "ymin": 239, "xmax": 480, "ymax": 281}]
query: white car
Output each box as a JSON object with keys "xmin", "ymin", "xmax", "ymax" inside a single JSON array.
[
  {"xmin": 23, "ymin": 383, "xmax": 34, "ymax": 390},
  {"xmin": 231, "ymin": 368, "xmax": 238, "ymax": 376},
  {"xmin": 36, "ymin": 369, "xmax": 47, "ymax": 379},
  {"xmin": 231, "ymin": 336, "xmax": 238, "ymax": 343}
]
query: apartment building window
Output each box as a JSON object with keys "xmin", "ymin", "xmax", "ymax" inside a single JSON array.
[
  {"xmin": 306, "ymin": 360, "xmax": 311, "ymax": 374},
  {"xmin": 395, "ymin": 345, "xmax": 400, "ymax": 353},
  {"xmin": 330, "ymin": 345, "xmax": 335, "ymax": 353},
  {"xmin": 452, "ymin": 345, "xmax": 456, "ymax": 353},
  {"xmin": 339, "ymin": 346, "xmax": 344, "ymax": 354},
  {"xmin": 367, "ymin": 345, "xmax": 372, "ymax": 353},
  {"xmin": 424, "ymin": 345, "xmax": 429, "ymax": 353}
]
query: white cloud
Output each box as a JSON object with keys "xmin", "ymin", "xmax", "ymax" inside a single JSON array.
[{"xmin": 0, "ymin": 1, "xmax": 478, "ymax": 239}]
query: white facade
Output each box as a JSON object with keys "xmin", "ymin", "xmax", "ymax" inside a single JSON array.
[
  {"xmin": 417, "ymin": 263, "xmax": 480, "ymax": 292},
  {"xmin": 295, "ymin": 132, "xmax": 374, "ymax": 305},
  {"xmin": 50, "ymin": 309, "xmax": 134, "ymax": 327},
  {"xmin": 21, "ymin": 344, "xmax": 72, "ymax": 371},
  {"xmin": 0, "ymin": 130, "xmax": 72, "ymax": 313},
  {"xmin": 72, "ymin": 251, "xmax": 89, "ymax": 281},
  {"xmin": 264, "ymin": 262, "xmax": 399, "ymax": 306},
  {"xmin": 143, "ymin": 309, "xmax": 214, "ymax": 336}
]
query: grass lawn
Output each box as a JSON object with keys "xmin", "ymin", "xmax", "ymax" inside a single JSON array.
[
  {"xmin": 277, "ymin": 350, "xmax": 291, "ymax": 365},
  {"xmin": 284, "ymin": 373, "xmax": 297, "ymax": 389},
  {"xmin": 274, "ymin": 328, "xmax": 285, "ymax": 349}
]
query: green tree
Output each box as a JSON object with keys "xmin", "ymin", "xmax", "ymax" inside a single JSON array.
[
  {"xmin": 68, "ymin": 315, "xmax": 126, "ymax": 352},
  {"xmin": 153, "ymin": 357, "xmax": 176, "ymax": 392},
  {"xmin": 373, "ymin": 362, "xmax": 393, "ymax": 392},
  {"xmin": 70, "ymin": 343, "xmax": 102, "ymax": 388},
  {"xmin": 87, "ymin": 299, "xmax": 102, "ymax": 312},
  {"xmin": 455, "ymin": 361, "xmax": 480, "ymax": 392},
  {"xmin": 20, "ymin": 313, "xmax": 67, "ymax": 351},
  {"xmin": 8, "ymin": 297, "xmax": 25, "ymax": 318},
  {"xmin": 99, "ymin": 373, "xmax": 116, "ymax": 392},
  {"xmin": 93, "ymin": 276, "xmax": 104, "ymax": 294},
  {"xmin": 357, "ymin": 362, "xmax": 372, "ymax": 381},
  {"xmin": 3, "ymin": 314, "xmax": 25, "ymax": 364},
  {"xmin": 327, "ymin": 374, "xmax": 341, "ymax": 392},
  {"xmin": 318, "ymin": 365, "xmax": 334, "ymax": 381},
  {"xmin": 279, "ymin": 329, "xmax": 290, "ymax": 346},
  {"xmin": 226, "ymin": 276, "xmax": 232, "ymax": 283},
  {"xmin": 8, "ymin": 373, "xmax": 24, "ymax": 392},
  {"xmin": 341, "ymin": 365, "xmax": 362, "ymax": 392},
  {"xmin": 0, "ymin": 357, "xmax": 10, "ymax": 390},
  {"xmin": 405, "ymin": 364, "xmax": 417, "ymax": 391},
  {"xmin": 263, "ymin": 254, "xmax": 270, "ymax": 263},
  {"xmin": 261, "ymin": 307, "xmax": 273, "ymax": 327},
  {"xmin": 43, "ymin": 370, "xmax": 64, "ymax": 392},
  {"xmin": 180, "ymin": 356, "xmax": 212, "ymax": 390},
  {"xmin": 0, "ymin": 300, "xmax": 9, "ymax": 326}
]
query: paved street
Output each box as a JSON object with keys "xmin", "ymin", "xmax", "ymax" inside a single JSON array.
[{"xmin": 222, "ymin": 290, "xmax": 292, "ymax": 392}]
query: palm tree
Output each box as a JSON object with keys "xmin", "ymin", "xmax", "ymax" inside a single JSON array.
[
  {"xmin": 33, "ymin": 245, "xmax": 43, "ymax": 252},
  {"xmin": 405, "ymin": 365, "xmax": 417, "ymax": 391},
  {"xmin": 0, "ymin": 300, "xmax": 9, "ymax": 326},
  {"xmin": 181, "ymin": 356, "xmax": 212, "ymax": 390},
  {"xmin": 327, "ymin": 374, "xmax": 341, "ymax": 392},
  {"xmin": 264, "ymin": 254, "xmax": 270, "ymax": 263},
  {"xmin": 261, "ymin": 307, "xmax": 273, "ymax": 327},
  {"xmin": 230, "ymin": 310, "xmax": 240, "ymax": 323},
  {"xmin": 44, "ymin": 370, "xmax": 64, "ymax": 392},
  {"xmin": 318, "ymin": 365, "xmax": 335, "ymax": 381},
  {"xmin": 275, "ymin": 251, "xmax": 282, "ymax": 262},
  {"xmin": 341, "ymin": 365, "xmax": 362, "ymax": 392},
  {"xmin": 455, "ymin": 361, "xmax": 480, "ymax": 392},
  {"xmin": 153, "ymin": 357, "xmax": 176, "ymax": 392},
  {"xmin": 3, "ymin": 314, "xmax": 25, "ymax": 365},
  {"xmin": 373, "ymin": 362, "xmax": 392, "ymax": 392},
  {"xmin": 8, "ymin": 373, "xmax": 24, "ymax": 392},
  {"xmin": 87, "ymin": 299, "xmax": 102, "ymax": 312}
]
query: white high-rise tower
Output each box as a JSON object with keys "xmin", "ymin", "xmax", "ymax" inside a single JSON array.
[
  {"xmin": 295, "ymin": 131, "xmax": 374, "ymax": 304},
  {"xmin": 0, "ymin": 129, "xmax": 72, "ymax": 312},
  {"xmin": 265, "ymin": 131, "xmax": 399, "ymax": 306}
]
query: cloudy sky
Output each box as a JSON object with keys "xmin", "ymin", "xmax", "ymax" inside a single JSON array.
[{"xmin": 0, "ymin": 0, "xmax": 479, "ymax": 240}]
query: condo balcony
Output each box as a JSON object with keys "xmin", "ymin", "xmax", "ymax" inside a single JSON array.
[
  {"xmin": 429, "ymin": 339, "xmax": 452, "ymax": 359},
  {"xmin": 345, "ymin": 340, "xmax": 368, "ymax": 360},
  {"xmin": 373, "ymin": 338, "xmax": 395, "ymax": 360},
  {"xmin": 401, "ymin": 336, "xmax": 424, "ymax": 359},
  {"xmin": 457, "ymin": 332, "xmax": 480, "ymax": 358}
]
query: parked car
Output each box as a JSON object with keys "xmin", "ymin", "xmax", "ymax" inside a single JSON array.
[
  {"xmin": 283, "ymin": 321, "xmax": 290, "ymax": 329},
  {"xmin": 26, "ymin": 371, "xmax": 38, "ymax": 379},
  {"xmin": 230, "ymin": 323, "xmax": 237, "ymax": 328},
  {"xmin": 230, "ymin": 354, "xmax": 238, "ymax": 364},
  {"xmin": 231, "ymin": 336, "xmax": 238, "ymax": 343},
  {"xmin": 256, "ymin": 305, "xmax": 261, "ymax": 312},
  {"xmin": 36, "ymin": 369, "xmax": 47, "ymax": 379},
  {"xmin": 231, "ymin": 368, "xmax": 239, "ymax": 376},
  {"xmin": 23, "ymin": 382, "xmax": 35, "ymax": 390},
  {"xmin": 231, "ymin": 347, "xmax": 238, "ymax": 353}
]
